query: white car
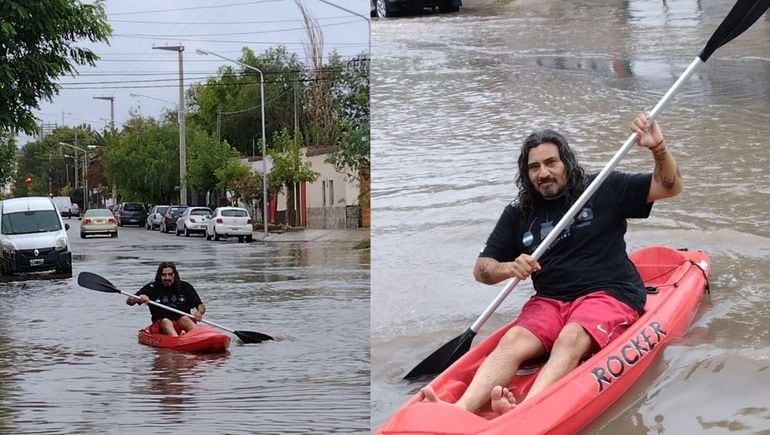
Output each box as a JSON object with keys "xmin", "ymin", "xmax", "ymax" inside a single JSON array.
[
  {"xmin": 146, "ymin": 205, "xmax": 170, "ymax": 230},
  {"xmin": 175, "ymin": 207, "xmax": 212, "ymax": 237},
  {"xmin": 205, "ymin": 207, "xmax": 253, "ymax": 243}
]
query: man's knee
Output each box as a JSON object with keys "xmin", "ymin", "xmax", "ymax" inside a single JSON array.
[
  {"xmin": 497, "ymin": 326, "xmax": 543, "ymax": 356},
  {"xmin": 553, "ymin": 323, "xmax": 593, "ymax": 354}
]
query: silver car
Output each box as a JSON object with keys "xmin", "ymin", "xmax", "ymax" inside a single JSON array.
[
  {"xmin": 175, "ymin": 207, "xmax": 213, "ymax": 237},
  {"xmin": 146, "ymin": 205, "xmax": 169, "ymax": 230},
  {"xmin": 205, "ymin": 207, "xmax": 253, "ymax": 243}
]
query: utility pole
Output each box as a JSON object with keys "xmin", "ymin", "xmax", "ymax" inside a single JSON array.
[
  {"xmin": 93, "ymin": 96, "xmax": 117, "ymax": 206},
  {"xmin": 217, "ymin": 106, "xmax": 221, "ymax": 143},
  {"xmin": 153, "ymin": 45, "xmax": 187, "ymax": 205}
]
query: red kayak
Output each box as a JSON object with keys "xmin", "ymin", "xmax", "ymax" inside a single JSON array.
[
  {"xmin": 138, "ymin": 325, "xmax": 231, "ymax": 353},
  {"xmin": 378, "ymin": 245, "xmax": 711, "ymax": 434}
]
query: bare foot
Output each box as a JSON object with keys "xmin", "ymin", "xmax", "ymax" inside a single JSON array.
[
  {"xmin": 490, "ymin": 385, "xmax": 516, "ymax": 416},
  {"xmin": 419, "ymin": 386, "xmax": 443, "ymax": 403}
]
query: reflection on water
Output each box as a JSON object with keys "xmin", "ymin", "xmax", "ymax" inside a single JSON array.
[{"xmin": 372, "ymin": 0, "xmax": 770, "ymax": 431}]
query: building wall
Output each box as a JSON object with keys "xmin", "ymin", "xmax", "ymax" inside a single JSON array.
[{"xmin": 241, "ymin": 146, "xmax": 361, "ymax": 229}]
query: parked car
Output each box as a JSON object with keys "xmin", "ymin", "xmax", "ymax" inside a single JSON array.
[
  {"xmin": 371, "ymin": 0, "xmax": 460, "ymax": 18},
  {"xmin": 80, "ymin": 208, "xmax": 118, "ymax": 239},
  {"xmin": 206, "ymin": 207, "xmax": 253, "ymax": 243},
  {"xmin": 0, "ymin": 196, "xmax": 72, "ymax": 276},
  {"xmin": 175, "ymin": 207, "xmax": 213, "ymax": 237},
  {"xmin": 146, "ymin": 205, "xmax": 170, "ymax": 230},
  {"xmin": 159, "ymin": 205, "xmax": 188, "ymax": 233},
  {"xmin": 69, "ymin": 203, "xmax": 80, "ymax": 218},
  {"xmin": 116, "ymin": 202, "xmax": 147, "ymax": 227}
]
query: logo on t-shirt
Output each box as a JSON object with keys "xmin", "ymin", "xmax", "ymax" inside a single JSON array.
[{"xmin": 521, "ymin": 203, "xmax": 595, "ymax": 248}]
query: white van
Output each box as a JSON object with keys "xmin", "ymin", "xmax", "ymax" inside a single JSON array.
[
  {"xmin": 0, "ymin": 197, "xmax": 72, "ymax": 276},
  {"xmin": 51, "ymin": 196, "xmax": 73, "ymax": 218}
]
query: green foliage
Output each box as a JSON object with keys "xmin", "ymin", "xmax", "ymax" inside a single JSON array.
[
  {"xmin": 12, "ymin": 125, "xmax": 98, "ymax": 197},
  {"xmin": 270, "ymin": 127, "xmax": 318, "ymax": 226},
  {"xmin": 189, "ymin": 46, "xmax": 307, "ymax": 156},
  {"xmin": 0, "ymin": 131, "xmax": 17, "ymax": 188},
  {"xmin": 303, "ymin": 52, "xmax": 369, "ymax": 147},
  {"xmin": 185, "ymin": 125, "xmax": 240, "ymax": 195},
  {"xmin": 269, "ymin": 128, "xmax": 318, "ymax": 187},
  {"xmin": 0, "ymin": 0, "xmax": 111, "ymax": 135},
  {"xmin": 102, "ymin": 115, "xmax": 179, "ymax": 203},
  {"xmin": 324, "ymin": 55, "xmax": 370, "ymax": 208},
  {"xmin": 326, "ymin": 119, "xmax": 370, "ymax": 208}
]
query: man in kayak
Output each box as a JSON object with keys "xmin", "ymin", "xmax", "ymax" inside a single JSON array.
[
  {"xmin": 421, "ymin": 112, "xmax": 682, "ymax": 415},
  {"xmin": 126, "ymin": 261, "xmax": 206, "ymax": 336}
]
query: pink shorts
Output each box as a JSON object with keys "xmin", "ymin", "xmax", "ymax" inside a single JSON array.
[
  {"xmin": 148, "ymin": 318, "xmax": 184, "ymax": 335},
  {"xmin": 513, "ymin": 291, "xmax": 640, "ymax": 352}
]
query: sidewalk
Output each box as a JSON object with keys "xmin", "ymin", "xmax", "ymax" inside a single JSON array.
[{"xmin": 252, "ymin": 228, "xmax": 370, "ymax": 243}]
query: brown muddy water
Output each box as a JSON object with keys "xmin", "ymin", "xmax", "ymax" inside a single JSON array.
[
  {"xmin": 0, "ymin": 224, "xmax": 369, "ymax": 434},
  {"xmin": 371, "ymin": 0, "xmax": 770, "ymax": 432}
]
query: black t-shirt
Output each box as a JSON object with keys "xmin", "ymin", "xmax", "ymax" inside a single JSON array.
[
  {"xmin": 135, "ymin": 280, "xmax": 203, "ymax": 322},
  {"xmin": 480, "ymin": 171, "xmax": 653, "ymax": 313}
]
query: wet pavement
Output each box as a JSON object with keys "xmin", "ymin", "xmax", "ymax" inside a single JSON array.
[{"xmin": 0, "ymin": 219, "xmax": 370, "ymax": 434}]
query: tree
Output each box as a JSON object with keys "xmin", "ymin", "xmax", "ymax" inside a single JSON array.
[
  {"xmin": 12, "ymin": 125, "xmax": 99, "ymax": 198},
  {"xmin": 0, "ymin": 0, "xmax": 111, "ymax": 135},
  {"xmin": 269, "ymin": 128, "xmax": 318, "ymax": 226},
  {"xmin": 102, "ymin": 115, "xmax": 178, "ymax": 204},
  {"xmin": 325, "ymin": 54, "xmax": 370, "ymax": 211},
  {"xmin": 0, "ymin": 132, "xmax": 17, "ymax": 196},
  {"xmin": 189, "ymin": 46, "xmax": 307, "ymax": 157},
  {"xmin": 185, "ymin": 125, "xmax": 240, "ymax": 202},
  {"xmin": 327, "ymin": 119, "xmax": 370, "ymax": 209}
]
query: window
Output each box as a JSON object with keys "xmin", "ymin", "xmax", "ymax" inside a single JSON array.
[{"xmin": 2, "ymin": 210, "xmax": 62, "ymax": 235}]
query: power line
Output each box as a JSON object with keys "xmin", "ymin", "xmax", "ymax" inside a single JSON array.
[
  {"xmin": 109, "ymin": 34, "xmax": 365, "ymax": 46},
  {"xmin": 109, "ymin": 0, "xmax": 283, "ymax": 16},
  {"xmin": 112, "ymin": 19, "xmax": 362, "ymax": 37},
  {"xmin": 109, "ymin": 15, "xmax": 352, "ymax": 25}
]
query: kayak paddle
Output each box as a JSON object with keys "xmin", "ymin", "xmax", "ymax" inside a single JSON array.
[
  {"xmin": 78, "ymin": 271, "xmax": 274, "ymax": 344},
  {"xmin": 404, "ymin": 0, "xmax": 770, "ymax": 380}
]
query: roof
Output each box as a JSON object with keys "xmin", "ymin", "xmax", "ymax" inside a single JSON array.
[{"xmin": 1, "ymin": 197, "xmax": 57, "ymax": 214}]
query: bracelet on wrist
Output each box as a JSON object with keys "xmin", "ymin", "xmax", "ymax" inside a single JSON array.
[{"xmin": 649, "ymin": 140, "xmax": 665, "ymax": 152}]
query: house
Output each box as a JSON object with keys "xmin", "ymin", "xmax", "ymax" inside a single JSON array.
[{"xmin": 242, "ymin": 145, "xmax": 363, "ymax": 229}]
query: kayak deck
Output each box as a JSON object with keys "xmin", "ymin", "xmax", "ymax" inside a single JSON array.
[
  {"xmin": 379, "ymin": 245, "xmax": 711, "ymax": 434},
  {"xmin": 138, "ymin": 325, "xmax": 231, "ymax": 353}
]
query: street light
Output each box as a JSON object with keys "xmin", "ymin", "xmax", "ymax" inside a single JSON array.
[
  {"xmin": 153, "ymin": 44, "xmax": 187, "ymax": 206},
  {"xmin": 60, "ymin": 142, "xmax": 88, "ymax": 211},
  {"xmin": 196, "ymin": 48, "xmax": 268, "ymax": 238},
  {"xmin": 92, "ymin": 96, "xmax": 115, "ymax": 131}
]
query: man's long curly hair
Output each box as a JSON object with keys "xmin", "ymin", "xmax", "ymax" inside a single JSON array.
[
  {"xmin": 515, "ymin": 129, "xmax": 587, "ymax": 220},
  {"xmin": 154, "ymin": 261, "xmax": 182, "ymax": 291}
]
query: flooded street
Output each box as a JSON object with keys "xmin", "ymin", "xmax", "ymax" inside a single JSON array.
[
  {"xmin": 371, "ymin": 0, "xmax": 770, "ymax": 432},
  {"xmin": 0, "ymin": 223, "xmax": 369, "ymax": 434}
]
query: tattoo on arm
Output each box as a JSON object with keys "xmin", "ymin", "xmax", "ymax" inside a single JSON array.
[
  {"xmin": 478, "ymin": 259, "xmax": 496, "ymax": 284},
  {"xmin": 478, "ymin": 261, "xmax": 495, "ymax": 284},
  {"xmin": 653, "ymin": 150, "xmax": 679, "ymax": 190}
]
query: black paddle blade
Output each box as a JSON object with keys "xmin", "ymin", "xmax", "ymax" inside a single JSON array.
[
  {"xmin": 699, "ymin": 0, "xmax": 770, "ymax": 61},
  {"xmin": 234, "ymin": 330, "xmax": 274, "ymax": 344},
  {"xmin": 404, "ymin": 328, "xmax": 477, "ymax": 380},
  {"xmin": 78, "ymin": 271, "xmax": 120, "ymax": 293}
]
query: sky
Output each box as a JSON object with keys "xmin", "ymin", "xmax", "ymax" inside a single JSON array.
[{"xmin": 20, "ymin": 0, "xmax": 370, "ymax": 146}]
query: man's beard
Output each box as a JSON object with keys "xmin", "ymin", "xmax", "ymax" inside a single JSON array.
[{"xmin": 537, "ymin": 178, "xmax": 566, "ymax": 199}]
